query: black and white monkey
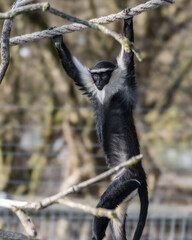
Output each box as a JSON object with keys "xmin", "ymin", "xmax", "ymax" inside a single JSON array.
[{"xmin": 52, "ymin": 17, "xmax": 148, "ymax": 240}]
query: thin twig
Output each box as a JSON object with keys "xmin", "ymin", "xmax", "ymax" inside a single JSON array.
[
  {"xmin": 12, "ymin": 207, "xmax": 37, "ymax": 238},
  {"xmin": 57, "ymin": 199, "xmax": 119, "ymax": 220}
]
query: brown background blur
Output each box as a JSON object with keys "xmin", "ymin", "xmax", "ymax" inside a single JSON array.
[{"xmin": 0, "ymin": 1, "xmax": 192, "ymax": 238}]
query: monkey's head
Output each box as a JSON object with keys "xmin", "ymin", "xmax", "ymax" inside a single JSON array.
[{"xmin": 90, "ymin": 60, "xmax": 117, "ymax": 90}]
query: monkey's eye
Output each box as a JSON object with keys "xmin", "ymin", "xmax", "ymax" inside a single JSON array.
[
  {"xmin": 93, "ymin": 73, "xmax": 100, "ymax": 81},
  {"xmin": 101, "ymin": 72, "xmax": 109, "ymax": 80}
]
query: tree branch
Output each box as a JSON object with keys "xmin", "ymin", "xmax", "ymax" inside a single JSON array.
[
  {"xmin": 0, "ymin": 17, "xmax": 12, "ymax": 83},
  {"xmin": 0, "ymin": 154, "xmax": 142, "ymax": 210},
  {"xmin": 0, "ymin": 0, "xmax": 40, "ymax": 83},
  {"xmin": 23, "ymin": 154, "xmax": 142, "ymax": 209},
  {"xmin": 0, "ymin": 154, "xmax": 142, "ymax": 236},
  {"xmin": 57, "ymin": 199, "xmax": 119, "ymax": 220},
  {"xmin": 12, "ymin": 207, "xmax": 37, "ymax": 237}
]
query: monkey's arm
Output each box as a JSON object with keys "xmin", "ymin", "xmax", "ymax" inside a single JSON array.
[
  {"xmin": 116, "ymin": 17, "xmax": 137, "ymax": 108},
  {"xmin": 123, "ymin": 17, "xmax": 135, "ymax": 84},
  {"xmin": 124, "ymin": 18, "xmax": 137, "ymax": 100},
  {"xmin": 117, "ymin": 17, "xmax": 135, "ymax": 79},
  {"xmin": 53, "ymin": 35, "xmax": 95, "ymax": 95},
  {"xmin": 116, "ymin": 18, "xmax": 148, "ymax": 240}
]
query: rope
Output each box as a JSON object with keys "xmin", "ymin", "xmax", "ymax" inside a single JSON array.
[{"xmin": 9, "ymin": 0, "xmax": 173, "ymax": 46}]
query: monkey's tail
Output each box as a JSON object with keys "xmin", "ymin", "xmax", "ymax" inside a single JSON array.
[{"xmin": 133, "ymin": 180, "xmax": 148, "ymax": 240}]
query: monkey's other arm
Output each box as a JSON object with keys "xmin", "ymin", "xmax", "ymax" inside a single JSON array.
[
  {"xmin": 53, "ymin": 35, "xmax": 94, "ymax": 95},
  {"xmin": 123, "ymin": 17, "xmax": 149, "ymax": 240}
]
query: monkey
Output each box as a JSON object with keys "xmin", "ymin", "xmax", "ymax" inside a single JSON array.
[{"xmin": 52, "ymin": 17, "xmax": 148, "ymax": 240}]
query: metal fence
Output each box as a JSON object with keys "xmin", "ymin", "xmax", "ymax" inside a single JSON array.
[{"xmin": 0, "ymin": 207, "xmax": 192, "ymax": 240}]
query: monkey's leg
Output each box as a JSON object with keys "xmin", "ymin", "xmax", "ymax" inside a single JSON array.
[{"xmin": 92, "ymin": 179, "xmax": 140, "ymax": 240}]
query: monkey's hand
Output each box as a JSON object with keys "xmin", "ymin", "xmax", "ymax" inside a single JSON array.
[
  {"xmin": 123, "ymin": 7, "xmax": 131, "ymax": 16},
  {"xmin": 48, "ymin": 27, "xmax": 63, "ymax": 46},
  {"xmin": 52, "ymin": 35, "xmax": 63, "ymax": 45},
  {"xmin": 123, "ymin": 8, "xmax": 133, "ymax": 26}
]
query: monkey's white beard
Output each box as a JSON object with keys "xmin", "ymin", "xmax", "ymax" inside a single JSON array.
[{"xmin": 96, "ymin": 88, "xmax": 106, "ymax": 104}]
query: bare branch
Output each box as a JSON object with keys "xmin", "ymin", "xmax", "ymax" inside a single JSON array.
[
  {"xmin": 25, "ymin": 155, "xmax": 142, "ymax": 209},
  {"xmin": 0, "ymin": 155, "xmax": 142, "ymax": 236},
  {"xmin": 57, "ymin": 199, "xmax": 119, "ymax": 220},
  {"xmin": 0, "ymin": 200, "xmax": 37, "ymax": 237},
  {"xmin": 0, "ymin": 199, "xmax": 28, "ymax": 209},
  {"xmin": 0, "ymin": 198, "xmax": 119, "ymax": 221},
  {"xmin": 0, "ymin": 0, "xmax": 40, "ymax": 83},
  {"xmin": 0, "ymin": 154, "xmax": 142, "ymax": 211},
  {"xmin": 12, "ymin": 207, "xmax": 37, "ymax": 238},
  {"xmin": 0, "ymin": 18, "xmax": 12, "ymax": 83}
]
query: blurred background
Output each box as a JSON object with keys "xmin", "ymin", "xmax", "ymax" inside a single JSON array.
[{"xmin": 0, "ymin": 0, "xmax": 192, "ymax": 239}]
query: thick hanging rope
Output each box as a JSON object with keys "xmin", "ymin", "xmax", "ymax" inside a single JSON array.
[
  {"xmin": 9, "ymin": 0, "xmax": 174, "ymax": 46},
  {"xmin": 0, "ymin": 0, "xmax": 174, "ymax": 83}
]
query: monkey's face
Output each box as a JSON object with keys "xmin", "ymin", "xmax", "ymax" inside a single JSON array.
[
  {"xmin": 90, "ymin": 60, "xmax": 117, "ymax": 91},
  {"xmin": 91, "ymin": 71, "xmax": 112, "ymax": 90}
]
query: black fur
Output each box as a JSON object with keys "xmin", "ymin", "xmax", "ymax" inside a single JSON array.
[
  {"xmin": 90, "ymin": 60, "xmax": 117, "ymax": 71},
  {"xmin": 52, "ymin": 17, "xmax": 148, "ymax": 240}
]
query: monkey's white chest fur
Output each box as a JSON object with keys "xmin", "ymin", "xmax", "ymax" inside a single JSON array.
[{"xmin": 96, "ymin": 89, "xmax": 106, "ymax": 104}]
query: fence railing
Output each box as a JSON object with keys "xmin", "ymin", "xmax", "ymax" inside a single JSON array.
[{"xmin": 0, "ymin": 206, "xmax": 192, "ymax": 240}]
